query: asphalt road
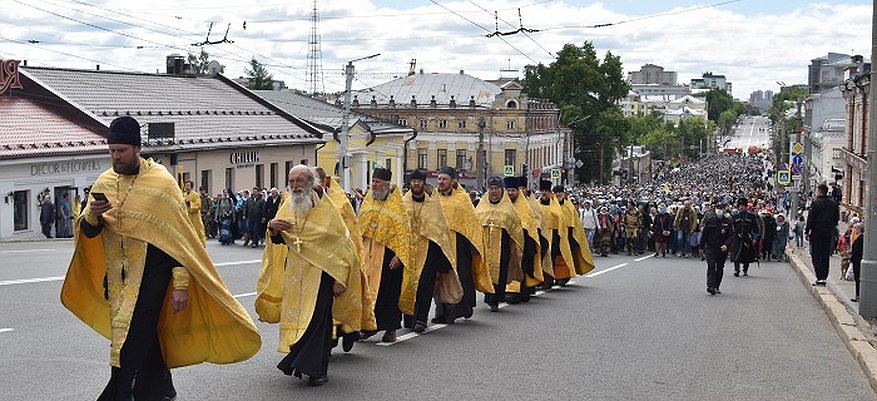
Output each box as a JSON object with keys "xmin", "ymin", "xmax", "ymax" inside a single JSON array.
[
  {"xmin": 2, "ymin": 240, "xmax": 876, "ymax": 401},
  {"xmin": 726, "ymin": 115, "xmax": 771, "ymax": 151}
]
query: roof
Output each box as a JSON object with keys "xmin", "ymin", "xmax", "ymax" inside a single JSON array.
[
  {"xmin": 0, "ymin": 97, "xmax": 106, "ymax": 159},
  {"xmin": 355, "ymin": 72, "xmax": 501, "ymax": 107},
  {"xmin": 253, "ymin": 90, "xmax": 409, "ymax": 133},
  {"xmin": 669, "ymin": 95, "xmax": 705, "ymax": 105},
  {"xmin": 21, "ymin": 67, "xmax": 323, "ymax": 150}
]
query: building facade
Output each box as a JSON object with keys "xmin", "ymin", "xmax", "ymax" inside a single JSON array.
[
  {"xmin": 628, "ymin": 64, "xmax": 678, "ymax": 85},
  {"xmin": 352, "ymin": 71, "xmax": 571, "ymax": 189},
  {"xmin": 841, "ymin": 70, "xmax": 870, "ymax": 214},
  {"xmin": 691, "ymin": 72, "xmax": 732, "ymax": 95},
  {"xmin": 0, "ymin": 63, "xmax": 323, "ymax": 240}
]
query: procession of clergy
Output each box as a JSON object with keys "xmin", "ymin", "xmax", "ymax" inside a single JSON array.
[
  {"xmin": 254, "ymin": 164, "xmax": 596, "ymax": 386},
  {"xmin": 61, "ymin": 118, "xmax": 596, "ymax": 396}
]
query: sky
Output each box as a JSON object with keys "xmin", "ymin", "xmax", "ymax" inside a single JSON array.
[{"xmin": 1, "ymin": 0, "xmax": 873, "ymax": 100}]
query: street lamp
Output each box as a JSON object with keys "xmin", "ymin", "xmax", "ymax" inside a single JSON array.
[{"xmin": 338, "ymin": 53, "xmax": 380, "ymax": 192}]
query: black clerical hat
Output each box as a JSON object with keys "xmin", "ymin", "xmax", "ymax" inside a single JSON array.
[
  {"xmin": 487, "ymin": 176, "xmax": 503, "ymax": 188},
  {"xmin": 107, "ymin": 116, "xmax": 142, "ymax": 147},
  {"xmin": 409, "ymin": 169, "xmax": 426, "ymax": 181},
  {"xmin": 438, "ymin": 166, "xmax": 458, "ymax": 180},
  {"xmin": 518, "ymin": 176, "xmax": 528, "ymax": 188},
  {"xmin": 552, "ymin": 185, "xmax": 565, "ymax": 193},
  {"xmin": 502, "ymin": 176, "xmax": 518, "ymax": 188},
  {"xmin": 539, "ymin": 180, "xmax": 552, "ymax": 191},
  {"xmin": 373, "ymin": 167, "xmax": 391, "ymax": 181}
]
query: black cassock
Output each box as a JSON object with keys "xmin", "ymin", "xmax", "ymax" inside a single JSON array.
[
  {"xmin": 412, "ymin": 240, "xmax": 452, "ymax": 325},
  {"xmin": 373, "ymin": 248, "xmax": 402, "ymax": 331},
  {"xmin": 276, "ymin": 272, "xmax": 335, "ymax": 380},
  {"xmin": 435, "ymin": 233, "xmax": 477, "ymax": 322}
]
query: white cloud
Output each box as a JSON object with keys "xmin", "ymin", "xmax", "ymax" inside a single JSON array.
[{"xmin": 0, "ymin": 0, "xmax": 870, "ymax": 99}]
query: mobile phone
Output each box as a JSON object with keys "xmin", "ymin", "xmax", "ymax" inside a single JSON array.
[{"xmin": 91, "ymin": 192, "xmax": 109, "ymax": 202}]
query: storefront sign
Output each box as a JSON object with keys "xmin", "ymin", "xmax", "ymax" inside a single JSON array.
[
  {"xmin": 230, "ymin": 150, "xmax": 260, "ymax": 167},
  {"xmin": 1, "ymin": 59, "xmax": 23, "ymax": 94},
  {"xmin": 30, "ymin": 160, "xmax": 103, "ymax": 176}
]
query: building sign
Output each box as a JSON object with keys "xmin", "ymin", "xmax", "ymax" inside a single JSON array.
[
  {"xmin": 1, "ymin": 59, "xmax": 23, "ymax": 94},
  {"xmin": 230, "ymin": 150, "xmax": 260, "ymax": 167},
  {"xmin": 31, "ymin": 160, "xmax": 103, "ymax": 176}
]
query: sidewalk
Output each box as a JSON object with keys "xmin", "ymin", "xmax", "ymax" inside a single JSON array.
[{"xmin": 785, "ymin": 241, "xmax": 877, "ymax": 393}]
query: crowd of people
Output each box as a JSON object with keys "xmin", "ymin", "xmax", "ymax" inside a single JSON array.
[{"xmin": 60, "ymin": 116, "xmax": 853, "ymax": 399}]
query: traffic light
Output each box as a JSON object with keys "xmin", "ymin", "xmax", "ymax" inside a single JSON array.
[{"xmin": 521, "ymin": 163, "xmax": 528, "ymax": 178}]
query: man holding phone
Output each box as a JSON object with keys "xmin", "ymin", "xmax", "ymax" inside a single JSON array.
[{"xmin": 61, "ymin": 116, "xmax": 261, "ymax": 401}]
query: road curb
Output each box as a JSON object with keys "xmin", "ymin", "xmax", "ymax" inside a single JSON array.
[{"xmin": 786, "ymin": 248, "xmax": 877, "ymax": 392}]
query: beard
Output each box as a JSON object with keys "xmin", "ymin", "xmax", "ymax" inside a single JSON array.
[
  {"xmin": 288, "ymin": 185, "xmax": 314, "ymax": 214},
  {"xmin": 372, "ymin": 188, "xmax": 389, "ymax": 201}
]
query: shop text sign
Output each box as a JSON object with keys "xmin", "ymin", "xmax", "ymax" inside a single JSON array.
[
  {"xmin": 230, "ymin": 150, "xmax": 260, "ymax": 167},
  {"xmin": 1, "ymin": 59, "xmax": 23, "ymax": 94},
  {"xmin": 31, "ymin": 160, "xmax": 103, "ymax": 176}
]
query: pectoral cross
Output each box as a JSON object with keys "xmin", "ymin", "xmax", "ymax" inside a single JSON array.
[
  {"xmin": 370, "ymin": 222, "xmax": 378, "ymax": 229},
  {"xmin": 292, "ymin": 236, "xmax": 304, "ymax": 252},
  {"xmin": 486, "ymin": 221, "xmax": 498, "ymax": 246}
]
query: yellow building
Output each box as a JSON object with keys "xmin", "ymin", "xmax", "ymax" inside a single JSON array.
[
  {"xmin": 255, "ymin": 90, "xmax": 413, "ymax": 191},
  {"xmin": 353, "ymin": 71, "xmax": 571, "ymax": 190}
]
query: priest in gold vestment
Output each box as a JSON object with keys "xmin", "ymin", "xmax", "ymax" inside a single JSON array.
[
  {"xmin": 553, "ymin": 186, "xmax": 596, "ymax": 277},
  {"xmin": 475, "ymin": 176, "xmax": 524, "ymax": 312},
  {"xmin": 257, "ymin": 165, "xmax": 357, "ymax": 386},
  {"xmin": 315, "ymin": 167, "xmax": 377, "ymax": 352},
  {"xmin": 61, "ymin": 117, "xmax": 260, "ymax": 400},
  {"xmin": 401, "ymin": 170, "xmax": 460, "ymax": 332},
  {"xmin": 184, "ymin": 180, "xmax": 206, "ymax": 247},
  {"xmin": 358, "ymin": 168, "xmax": 413, "ymax": 343},
  {"xmin": 505, "ymin": 177, "xmax": 544, "ymax": 303},
  {"xmin": 434, "ymin": 167, "xmax": 493, "ymax": 323}
]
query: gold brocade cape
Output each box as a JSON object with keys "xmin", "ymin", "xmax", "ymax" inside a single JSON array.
[
  {"xmin": 185, "ymin": 190, "xmax": 206, "ymax": 247},
  {"xmin": 325, "ymin": 181, "xmax": 377, "ymax": 332},
  {"xmin": 528, "ymin": 195, "xmax": 552, "ymax": 274},
  {"xmin": 538, "ymin": 194, "xmax": 577, "ymax": 278},
  {"xmin": 510, "ymin": 194, "xmax": 545, "ymax": 287},
  {"xmin": 255, "ymin": 192, "xmax": 357, "ymax": 352},
  {"xmin": 401, "ymin": 190, "xmax": 461, "ymax": 315},
  {"xmin": 437, "ymin": 187, "xmax": 493, "ymax": 294},
  {"xmin": 61, "ymin": 158, "xmax": 261, "ymax": 368},
  {"xmin": 358, "ymin": 186, "xmax": 415, "ymax": 310},
  {"xmin": 560, "ymin": 200, "xmax": 596, "ymax": 275},
  {"xmin": 475, "ymin": 193, "xmax": 524, "ymax": 285}
]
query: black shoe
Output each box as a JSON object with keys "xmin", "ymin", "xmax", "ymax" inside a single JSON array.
[
  {"xmin": 431, "ymin": 316, "xmax": 446, "ymax": 324},
  {"xmin": 489, "ymin": 304, "xmax": 499, "ymax": 312},
  {"xmin": 812, "ymin": 280, "xmax": 827, "ymax": 287},
  {"xmin": 412, "ymin": 321, "xmax": 427, "ymax": 333},
  {"xmin": 742, "ymin": 272, "xmax": 748, "ymax": 277},
  {"xmin": 707, "ymin": 287, "xmax": 716, "ymax": 295},
  {"xmin": 307, "ymin": 375, "xmax": 328, "ymax": 386},
  {"xmin": 359, "ymin": 330, "xmax": 377, "ymax": 340},
  {"xmin": 852, "ymin": 298, "xmax": 860, "ymax": 302},
  {"xmin": 342, "ymin": 332, "xmax": 358, "ymax": 352},
  {"xmin": 715, "ymin": 288, "xmax": 722, "ymax": 294},
  {"xmin": 733, "ymin": 272, "xmax": 739, "ymax": 277}
]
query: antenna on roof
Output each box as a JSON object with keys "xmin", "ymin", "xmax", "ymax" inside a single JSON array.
[{"xmin": 409, "ymin": 59, "xmax": 417, "ymax": 76}]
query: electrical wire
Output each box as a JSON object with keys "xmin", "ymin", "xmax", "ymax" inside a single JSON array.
[
  {"xmin": 467, "ymin": 0, "xmax": 554, "ymax": 58},
  {"xmin": 543, "ymin": 0, "xmax": 743, "ymax": 30}
]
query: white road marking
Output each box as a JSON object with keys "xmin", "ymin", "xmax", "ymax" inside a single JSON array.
[
  {"xmin": 233, "ymin": 292, "xmax": 256, "ymax": 298},
  {"xmin": 635, "ymin": 254, "xmax": 654, "ymax": 262},
  {"xmin": 0, "ymin": 260, "xmax": 260, "ymax": 287},
  {"xmin": 376, "ymin": 279, "xmax": 578, "ymax": 346},
  {"xmin": 0, "ymin": 328, "xmax": 13, "ymax": 334},
  {"xmin": 215, "ymin": 260, "xmax": 261, "ymax": 267},
  {"xmin": 0, "ymin": 276, "xmax": 65, "ymax": 286},
  {"xmin": 586, "ymin": 263, "xmax": 629, "ymax": 278},
  {"xmin": 0, "ymin": 249, "xmax": 55, "ymax": 254}
]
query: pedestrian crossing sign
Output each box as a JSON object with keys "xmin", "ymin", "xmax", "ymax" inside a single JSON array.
[
  {"xmin": 777, "ymin": 169, "xmax": 791, "ymax": 186},
  {"xmin": 504, "ymin": 165, "xmax": 515, "ymax": 177},
  {"xmin": 551, "ymin": 168, "xmax": 561, "ymax": 179}
]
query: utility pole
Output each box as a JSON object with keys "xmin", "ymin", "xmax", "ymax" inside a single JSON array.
[
  {"xmin": 790, "ymin": 98, "xmax": 803, "ymax": 217},
  {"xmin": 858, "ymin": 0, "xmax": 877, "ymax": 318},
  {"xmin": 477, "ymin": 117, "xmax": 486, "ymax": 190},
  {"xmin": 338, "ymin": 53, "xmax": 379, "ymax": 192}
]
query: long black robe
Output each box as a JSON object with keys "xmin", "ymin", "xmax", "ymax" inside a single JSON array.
[
  {"xmin": 412, "ymin": 240, "xmax": 452, "ymax": 325},
  {"xmin": 435, "ymin": 233, "xmax": 476, "ymax": 322},
  {"xmin": 276, "ymin": 270, "xmax": 335, "ymax": 379},
  {"xmin": 82, "ymin": 219, "xmax": 178, "ymax": 401},
  {"xmin": 373, "ymin": 248, "xmax": 402, "ymax": 331}
]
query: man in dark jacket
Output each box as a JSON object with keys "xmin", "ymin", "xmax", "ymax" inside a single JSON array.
[
  {"xmin": 701, "ymin": 200, "xmax": 733, "ymax": 295},
  {"xmin": 39, "ymin": 194, "xmax": 56, "ymax": 238},
  {"xmin": 246, "ymin": 187, "xmax": 266, "ymax": 248},
  {"xmin": 264, "ymin": 187, "xmax": 281, "ymax": 222},
  {"xmin": 806, "ymin": 183, "xmax": 840, "ymax": 286},
  {"xmin": 728, "ymin": 197, "xmax": 759, "ymax": 277}
]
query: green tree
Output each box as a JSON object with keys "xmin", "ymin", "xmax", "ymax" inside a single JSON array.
[
  {"xmin": 717, "ymin": 109, "xmax": 737, "ymax": 136},
  {"xmin": 187, "ymin": 49, "xmax": 224, "ymax": 74},
  {"xmin": 244, "ymin": 57, "xmax": 274, "ymax": 90},
  {"xmin": 521, "ymin": 42, "xmax": 630, "ymax": 184},
  {"xmin": 676, "ymin": 117, "xmax": 715, "ymax": 159}
]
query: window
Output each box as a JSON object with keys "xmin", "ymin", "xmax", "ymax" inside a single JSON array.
[
  {"xmin": 456, "ymin": 149, "xmax": 467, "ymax": 170},
  {"xmin": 457, "ymin": 119, "xmax": 466, "ymax": 129},
  {"xmin": 506, "ymin": 100, "xmax": 517, "ymax": 109},
  {"xmin": 224, "ymin": 168, "xmax": 234, "ymax": 192},
  {"xmin": 200, "ymin": 170, "xmax": 211, "ymax": 194},
  {"xmin": 13, "ymin": 190, "xmax": 28, "ymax": 231},
  {"xmin": 285, "ymin": 161, "xmax": 293, "ymax": 181},
  {"xmin": 385, "ymin": 158, "xmax": 392, "ymax": 172},
  {"xmin": 437, "ymin": 149, "xmax": 448, "ymax": 167},
  {"xmin": 270, "ymin": 163, "xmax": 278, "ymax": 188},
  {"xmin": 506, "ymin": 120, "xmax": 516, "ymax": 130},
  {"xmin": 417, "ymin": 148, "xmax": 428, "ymax": 170},
  {"xmin": 438, "ymin": 119, "xmax": 448, "ymax": 129},
  {"xmin": 420, "ymin": 119, "xmax": 428, "ymax": 129},
  {"xmin": 255, "ymin": 164, "xmax": 264, "ymax": 188},
  {"xmin": 504, "ymin": 149, "xmax": 516, "ymax": 167}
]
